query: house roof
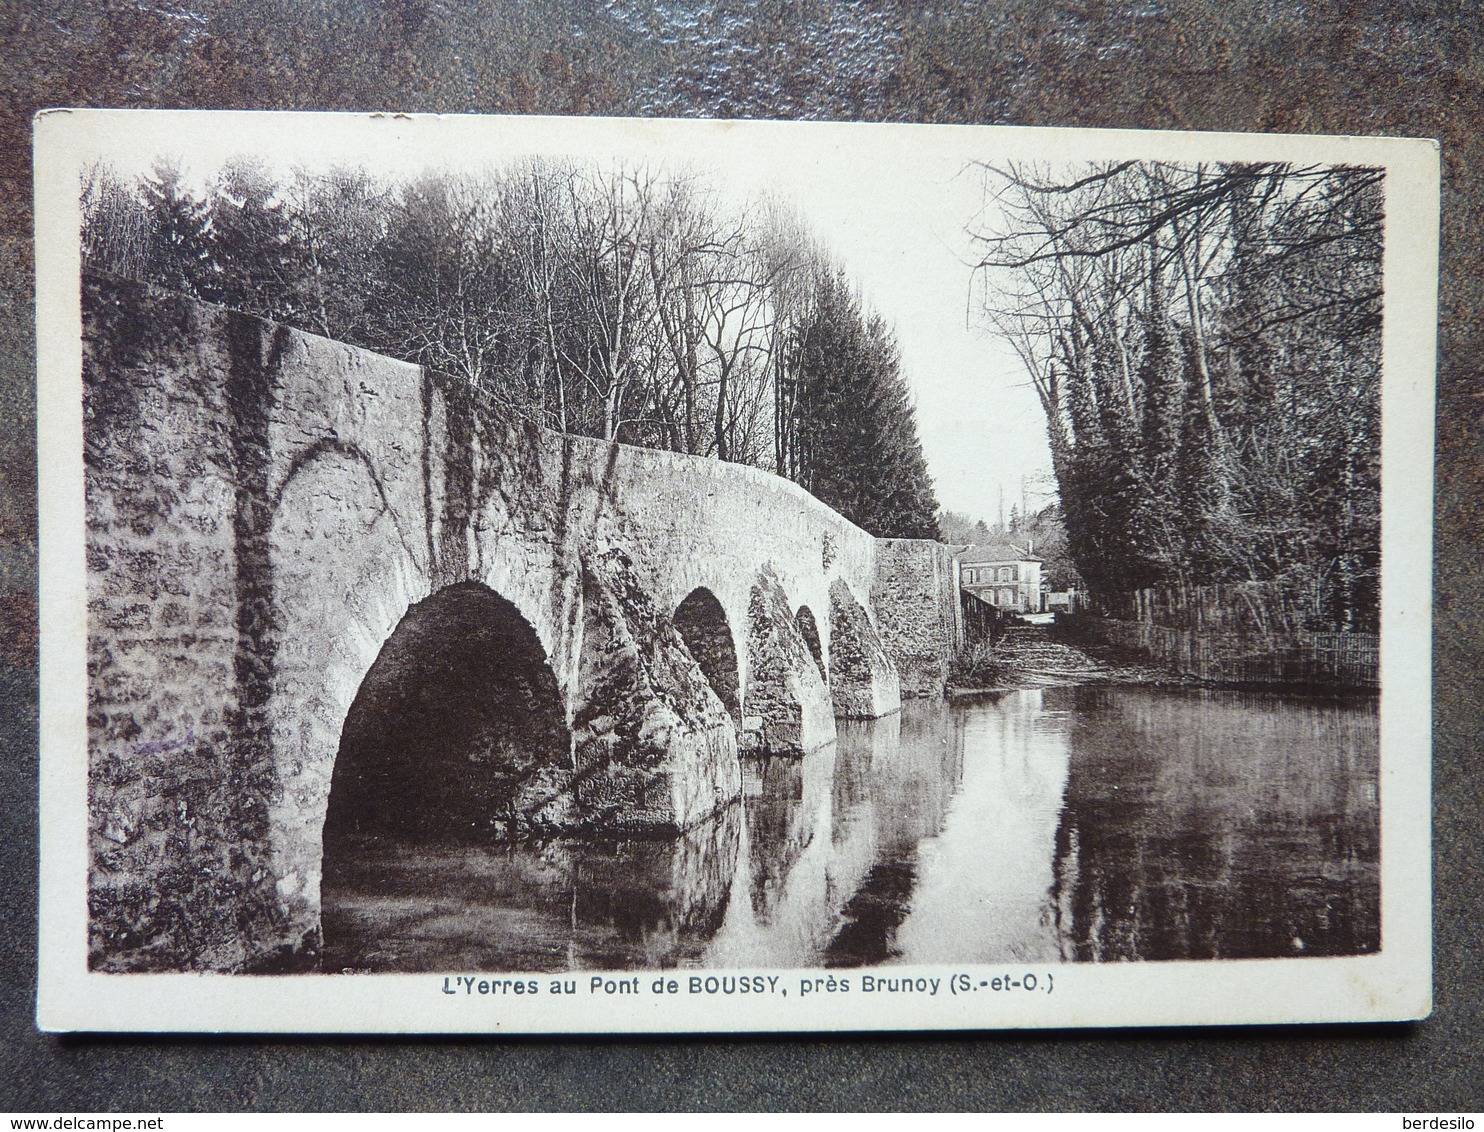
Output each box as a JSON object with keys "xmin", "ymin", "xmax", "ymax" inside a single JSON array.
[{"xmin": 958, "ymin": 541, "xmax": 1043, "ymax": 565}]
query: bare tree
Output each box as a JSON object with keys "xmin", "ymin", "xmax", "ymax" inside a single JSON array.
[
  {"xmin": 81, "ymin": 153, "xmax": 947, "ymax": 539},
  {"xmin": 81, "ymin": 162, "xmax": 153, "ymax": 282},
  {"xmin": 969, "ymin": 160, "xmax": 1384, "ymax": 626},
  {"xmin": 283, "ymin": 165, "xmax": 391, "ymax": 342},
  {"xmin": 559, "ymin": 164, "xmax": 665, "ymax": 441}
]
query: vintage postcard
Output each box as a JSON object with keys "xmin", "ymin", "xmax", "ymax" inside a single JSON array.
[{"xmin": 34, "ymin": 110, "xmax": 1436, "ymax": 1032}]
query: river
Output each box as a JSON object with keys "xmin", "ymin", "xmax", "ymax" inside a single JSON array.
[{"xmin": 321, "ymin": 686, "xmax": 1379, "ymax": 972}]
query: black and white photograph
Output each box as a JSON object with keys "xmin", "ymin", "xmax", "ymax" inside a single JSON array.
[{"xmin": 34, "ymin": 111, "xmax": 1435, "ymax": 1033}]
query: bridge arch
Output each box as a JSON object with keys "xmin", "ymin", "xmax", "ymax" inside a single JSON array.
[
  {"xmin": 321, "ymin": 581, "xmax": 571, "ymax": 856},
  {"xmin": 795, "ymin": 604, "xmax": 825, "ymax": 682},
  {"xmin": 745, "ymin": 567, "xmax": 836, "ymax": 755},
  {"xmin": 827, "ymin": 578, "xmax": 902, "ymax": 719},
  {"xmin": 673, "ymin": 586, "xmax": 742, "ymax": 722}
]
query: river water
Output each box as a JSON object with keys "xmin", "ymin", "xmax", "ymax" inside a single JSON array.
[{"xmin": 321, "ymin": 687, "xmax": 1380, "ymax": 972}]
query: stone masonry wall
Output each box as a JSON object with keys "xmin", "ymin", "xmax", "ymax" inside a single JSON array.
[
  {"xmin": 571, "ymin": 547, "xmax": 741, "ymax": 831},
  {"xmin": 85, "ymin": 281, "xmax": 285, "ymax": 970},
  {"xmin": 871, "ymin": 539, "xmax": 963, "ymax": 697},
  {"xmin": 828, "ymin": 579, "xmax": 902, "ymax": 718},
  {"xmin": 81, "ymin": 277, "xmax": 945, "ymax": 972},
  {"xmin": 744, "ymin": 566, "xmax": 836, "ymax": 755}
]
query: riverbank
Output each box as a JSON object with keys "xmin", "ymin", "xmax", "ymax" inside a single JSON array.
[
  {"xmin": 948, "ymin": 619, "xmax": 1378, "ymax": 697},
  {"xmin": 949, "ymin": 623, "xmax": 1179, "ymax": 695}
]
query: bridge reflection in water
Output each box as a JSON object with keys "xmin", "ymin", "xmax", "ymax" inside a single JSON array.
[{"xmin": 321, "ymin": 689, "xmax": 1379, "ymax": 972}]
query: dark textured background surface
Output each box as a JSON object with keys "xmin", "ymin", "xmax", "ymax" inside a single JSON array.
[{"xmin": 1, "ymin": 0, "xmax": 1479, "ymax": 1112}]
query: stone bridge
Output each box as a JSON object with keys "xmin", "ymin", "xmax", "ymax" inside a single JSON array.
[{"xmin": 82, "ymin": 275, "xmax": 961, "ymax": 972}]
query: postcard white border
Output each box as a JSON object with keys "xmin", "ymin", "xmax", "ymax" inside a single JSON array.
[{"xmin": 34, "ymin": 111, "xmax": 1437, "ymax": 1033}]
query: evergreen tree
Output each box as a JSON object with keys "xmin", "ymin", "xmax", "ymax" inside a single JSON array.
[
  {"xmin": 210, "ymin": 158, "xmax": 300, "ymax": 321},
  {"xmin": 793, "ymin": 272, "xmax": 938, "ymax": 538},
  {"xmin": 140, "ymin": 159, "xmax": 212, "ymax": 299}
]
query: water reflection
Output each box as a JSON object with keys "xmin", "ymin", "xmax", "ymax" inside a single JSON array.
[
  {"xmin": 892, "ymin": 689, "xmax": 1072, "ymax": 965},
  {"xmin": 321, "ymin": 804, "xmax": 740, "ymax": 972},
  {"xmin": 1047, "ymin": 686, "xmax": 1379, "ymax": 961},
  {"xmin": 322, "ymin": 689, "xmax": 1379, "ymax": 971},
  {"xmin": 819, "ymin": 708, "xmax": 963, "ymax": 967}
]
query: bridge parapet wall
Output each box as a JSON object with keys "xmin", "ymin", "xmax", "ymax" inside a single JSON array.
[
  {"xmin": 576, "ymin": 436, "xmax": 887, "ymax": 754},
  {"xmin": 579, "ymin": 436, "xmax": 882, "ymax": 682}
]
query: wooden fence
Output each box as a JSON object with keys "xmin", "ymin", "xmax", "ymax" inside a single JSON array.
[
  {"xmin": 1102, "ymin": 581, "xmax": 1378, "ymax": 637},
  {"xmin": 1071, "ymin": 615, "xmax": 1379, "ymax": 690},
  {"xmin": 960, "ymin": 591, "xmax": 1013, "ymax": 647}
]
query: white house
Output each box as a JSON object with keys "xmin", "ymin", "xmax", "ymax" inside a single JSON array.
[{"xmin": 958, "ymin": 542, "xmax": 1044, "ymax": 614}]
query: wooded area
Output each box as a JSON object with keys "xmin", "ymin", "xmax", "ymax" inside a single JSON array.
[
  {"xmin": 81, "ymin": 157, "xmax": 940, "ymax": 540},
  {"xmin": 971, "ymin": 160, "xmax": 1383, "ymax": 632}
]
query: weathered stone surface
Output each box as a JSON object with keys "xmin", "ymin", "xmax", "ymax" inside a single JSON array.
[
  {"xmin": 828, "ymin": 579, "xmax": 902, "ymax": 718},
  {"xmin": 745, "ymin": 566, "xmax": 836, "ymax": 756},
  {"xmin": 84, "ymin": 281, "xmax": 290, "ymax": 972},
  {"xmin": 572, "ymin": 547, "xmax": 739, "ymax": 834},
  {"xmin": 80, "ymin": 275, "xmax": 958, "ymax": 971},
  {"xmin": 872, "ymin": 539, "xmax": 963, "ymax": 698},
  {"xmin": 672, "ymin": 586, "xmax": 742, "ymax": 721}
]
